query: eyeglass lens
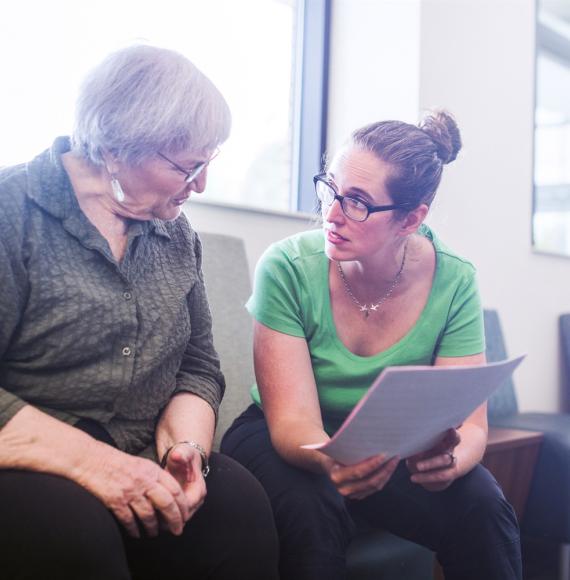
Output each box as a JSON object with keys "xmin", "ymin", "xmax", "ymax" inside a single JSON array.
[{"xmin": 316, "ymin": 180, "xmax": 368, "ymax": 221}]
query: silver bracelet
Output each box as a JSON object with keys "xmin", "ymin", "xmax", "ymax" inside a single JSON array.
[{"xmin": 160, "ymin": 440, "xmax": 210, "ymax": 477}]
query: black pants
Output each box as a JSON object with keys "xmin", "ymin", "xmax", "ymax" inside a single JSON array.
[
  {"xmin": 1, "ymin": 420, "xmax": 279, "ymax": 580},
  {"xmin": 221, "ymin": 405, "xmax": 523, "ymax": 580}
]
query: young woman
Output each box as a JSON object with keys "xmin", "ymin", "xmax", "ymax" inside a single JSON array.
[{"xmin": 222, "ymin": 111, "xmax": 522, "ymax": 580}]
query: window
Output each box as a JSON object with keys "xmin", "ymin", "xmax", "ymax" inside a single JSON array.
[
  {"xmin": 533, "ymin": 3, "xmax": 570, "ymax": 256},
  {"xmin": 0, "ymin": 0, "xmax": 329, "ymax": 214}
]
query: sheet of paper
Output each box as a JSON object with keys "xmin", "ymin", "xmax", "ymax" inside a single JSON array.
[{"xmin": 302, "ymin": 356, "xmax": 525, "ymax": 465}]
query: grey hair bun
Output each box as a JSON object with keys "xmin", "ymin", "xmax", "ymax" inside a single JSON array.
[{"xmin": 419, "ymin": 110, "xmax": 462, "ymax": 164}]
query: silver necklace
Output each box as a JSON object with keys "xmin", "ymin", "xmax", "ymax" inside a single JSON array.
[{"xmin": 337, "ymin": 241, "xmax": 408, "ymax": 319}]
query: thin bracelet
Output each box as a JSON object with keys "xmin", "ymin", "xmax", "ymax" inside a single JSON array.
[{"xmin": 160, "ymin": 440, "xmax": 210, "ymax": 477}]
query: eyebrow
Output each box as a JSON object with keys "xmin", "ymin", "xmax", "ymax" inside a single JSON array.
[{"xmin": 327, "ymin": 172, "xmax": 375, "ymax": 203}]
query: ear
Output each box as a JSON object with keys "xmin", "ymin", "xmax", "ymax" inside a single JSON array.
[
  {"xmin": 398, "ymin": 204, "xmax": 429, "ymax": 236},
  {"xmin": 101, "ymin": 151, "xmax": 121, "ymax": 176}
]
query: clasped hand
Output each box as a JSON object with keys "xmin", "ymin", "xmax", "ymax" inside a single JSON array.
[{"xmin": 75, "ymin": 441, "xmax": 206, "ymax": 538}]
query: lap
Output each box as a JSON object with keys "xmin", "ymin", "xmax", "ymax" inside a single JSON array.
[
  {"xmin": 0, "ymin": 452, "xmax": 279, "ymax": 580},
  {"xmin": 349, "ymin": 461, "xmax": 513, "ymax": 551},
  {"xmin": 0, "ymin": 469, "xmax": 130, "ymax": 580},
  {"xmin": 223, "ymin": 405, "xmax": 518, "ymax": 549}
]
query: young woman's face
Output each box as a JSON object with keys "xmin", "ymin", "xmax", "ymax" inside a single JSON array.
[
  {"xmin": 321, "ymin": 146, "xmax": 405, "ymax": 264},
  {"xmin": 113, "ymin": 149, "xmax": 214, "ymax": 222}
]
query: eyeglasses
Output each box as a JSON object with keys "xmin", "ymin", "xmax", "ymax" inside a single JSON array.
[
  {"xmin": 158, "ymin": 149, "xmax": 220, "ymax": 184},
  {"xmin": 313, "ymin": 174, "xmax": 408, "ymax": 222}
]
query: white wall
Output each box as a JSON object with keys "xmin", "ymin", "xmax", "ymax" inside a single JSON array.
[
  {"xmin": 326, "ymin": 0, "xmax": 421, "ymax": 150},
  {"xmin": 190, "ymin": 0, "xmax": 421, "ymax": 267},
  {"xmin": 189, "ymin": 0, "xmax": 569, "ymax": 412},
  {"xmin": 419, "ymin": 0, "xmax": 569, "ymax": 412}
]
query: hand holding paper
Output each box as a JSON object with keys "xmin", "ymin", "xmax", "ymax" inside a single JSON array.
[{"xmin": 303, "ymin": 356, "xmax": 524, "ymax": 466}]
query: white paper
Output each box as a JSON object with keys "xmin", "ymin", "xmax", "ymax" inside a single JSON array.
[{"xmin": 302, "ymin": 356, "xmax": 525, "ymax": 465}]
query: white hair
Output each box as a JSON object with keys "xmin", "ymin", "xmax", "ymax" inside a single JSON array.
[{"xmin": 71, "ymin": 44, "xmax": 231, "ymax": 166}]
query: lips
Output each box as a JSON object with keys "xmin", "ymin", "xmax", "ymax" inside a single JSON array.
[
  {"xmin": 326, "ymin": 228, "xmax": 348, "ymax": 244},
  {"xmin": 173, "ymin": 196, "xmax": 190, "ymax": 206}
]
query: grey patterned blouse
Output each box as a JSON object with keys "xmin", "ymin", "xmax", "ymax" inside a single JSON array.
[{"xmin": 0, "ymin": 137, "xmax": 225, "ymax": 456}]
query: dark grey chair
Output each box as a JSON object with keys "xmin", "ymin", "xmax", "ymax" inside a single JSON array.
[{"xmin": 485, "ymin": 309, "xmax": 570, "ymax": 580}]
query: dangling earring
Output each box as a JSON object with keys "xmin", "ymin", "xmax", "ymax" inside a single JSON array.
[{"xmin": 110, "ymin": 176, "xmax": 125, "ymax": 203}]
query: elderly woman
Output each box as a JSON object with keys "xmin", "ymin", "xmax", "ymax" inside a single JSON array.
[
  {"xmin": 222, "ymin": 111, "xmax": 522, "ymax": 580},
  {"xmin": 0, "ymin": 45, "xmax": 278, "ymax": 580}
]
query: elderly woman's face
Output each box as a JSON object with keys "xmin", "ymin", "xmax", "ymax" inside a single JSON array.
[{"xmin": 114, "ymin": 150, "xmax": 215, "ymax": 221}]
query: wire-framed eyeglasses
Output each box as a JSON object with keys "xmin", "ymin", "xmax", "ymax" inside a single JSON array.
[
  {"xmin": 313, "ymin": 174, "xmax": 409, "ymax": 222},
  {"xmin": 158, "ymin": 149, "xmax": 220, "ymax": 184}
]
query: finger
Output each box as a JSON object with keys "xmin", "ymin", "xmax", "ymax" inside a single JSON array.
[
  {"xmin": 338, "ymin": 457, "xmax": 399, "ymax": 498},
  {"xmin": 158, "ymin": 469, "xmax": 192, "ymax": 522},
  {"xmin": 351, "ymin": 456, "xmax": 400, "ymax": 498},
  {"xmin": 442, "ymin": 428, "xmax": 461, "ymax": 448},
  {"xmin": 129, "ymin": 496, "xmax": 162, "ymax": 538},
  {"xmin": 145, "ymin": 485, "xmax": 185, "ymax": 535},
  {"xmin": 330, "ymin": 454, "xmax": 388, "ymax": 486},
  {"xmin": 415, "ymin": 451, "xmax": 456, "ymax": 472},
  {"xmin": 411, "ymin": 466, "xmax": 455, "ymax": 485},
  {"xmin": 183, "ymin": 475, "xmax": 208, "ymax": 515},
  {"xmin": 113, "ymin": 505, "xmax": 141, "ymax": 538}
]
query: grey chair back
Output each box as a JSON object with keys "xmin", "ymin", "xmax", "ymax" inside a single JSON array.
[
  {"xmin": 484, "ymin": 309, "xmax": 519, "ymax": 419},
  {"xmin": 199, "ymin": 232, "xmax": 255, "ymax": 449}
]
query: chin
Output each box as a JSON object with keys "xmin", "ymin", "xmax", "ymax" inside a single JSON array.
[
  {"xmin": 324, "ymin": 242, "xmax": 347, "ymax": 262},
  {"xmin": 155, "ymin": 206, "xmax": 183, "ymax": 222}
]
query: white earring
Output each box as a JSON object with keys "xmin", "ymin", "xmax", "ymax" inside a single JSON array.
[{"xmin": 110, "ymin": 176, "xmax": 125, "ymax": 203}]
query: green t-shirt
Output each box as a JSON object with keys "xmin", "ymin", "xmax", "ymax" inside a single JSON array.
[{"xmin": 247, "ymin": 226, "xmax": 485, "ymax": 434}]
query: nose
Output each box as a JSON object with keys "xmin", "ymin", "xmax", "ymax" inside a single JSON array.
[
  {"xmin": 323, "ymin": 196, "xmax": 345, "ymax": 223},
  {"xmin": 189, "ymin": 167, "xmax": 208, "ymax": 194}
]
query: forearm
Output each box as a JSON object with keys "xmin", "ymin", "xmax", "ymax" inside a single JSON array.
[
  {"xmin": 0, "ymin": 405, "xmax": 101, "ymax": 478},
  {"xmin": 267, "ymin": 416, "xmax": 333, "ymax": 475},
  {"xmin": 155, "ymin": 393, "xmax": 216, "ymax": 462},
  {"xmin": 456, "ymin": 419, "xmax": 488, "ymax": 474}
]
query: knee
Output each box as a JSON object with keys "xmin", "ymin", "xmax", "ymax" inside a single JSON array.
[
  {"xmin": 465, "ymin": 488, "xmax": 520, "ymax": 542},
  {"xmin": 272, "ymin": 479, "xmax": 354, "ymax": 551},
  {"xmin": 203, "ymin": 454, "xmax": 279, "ymax": 549},
  {"xmin": 0, "ymin": 471, "xmax": 130, "ymax": 579},
  {"xmin": 451, "ymin": 468, "xmax": 520, "ymax": 544}
]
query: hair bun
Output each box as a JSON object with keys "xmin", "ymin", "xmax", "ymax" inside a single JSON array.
[{"xmin": 419, "ymin": 110, "xmax": 462, "ymax": 164}]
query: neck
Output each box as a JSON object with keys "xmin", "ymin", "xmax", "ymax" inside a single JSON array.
[
  {"xmin": 337, "ymin": 239, "xmax": 409, "ymax": 317},
  {"xmin": 345, "ymin": 238, "xmax": 409, "ymax": 286},
  {"xmin": 61, "ymin": 152, "xmax": 129, "ymax": 235}
]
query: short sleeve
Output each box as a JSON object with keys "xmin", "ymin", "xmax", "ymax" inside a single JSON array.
[
  {"xmin": 436, "ymin": 269, "xmax": 485, "ymax": 357},
  {"xmin": 246, "ymin": 243, "xmax": 306, "ymax": 338}
]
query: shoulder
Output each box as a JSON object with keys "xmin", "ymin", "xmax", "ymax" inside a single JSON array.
[
  {"xmin": 420, "ymin": 224, "xmax": 477, "ymax": 281},
  {"xmin": 261, "ymin": 228, "xmax": 325, "ymax": 269},
  {"xmin": 0, "ymin": 163, "xmax": 31, "ymax": 247}
]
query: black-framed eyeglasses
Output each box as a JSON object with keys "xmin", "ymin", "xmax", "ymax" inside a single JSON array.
[
  {"xmin": 313, "ymin": 174, "xmax": 409, "ymax": 222},
  {"xmin": 158, "ymin": 149, "xmax": 220, "ymax": 184}
]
